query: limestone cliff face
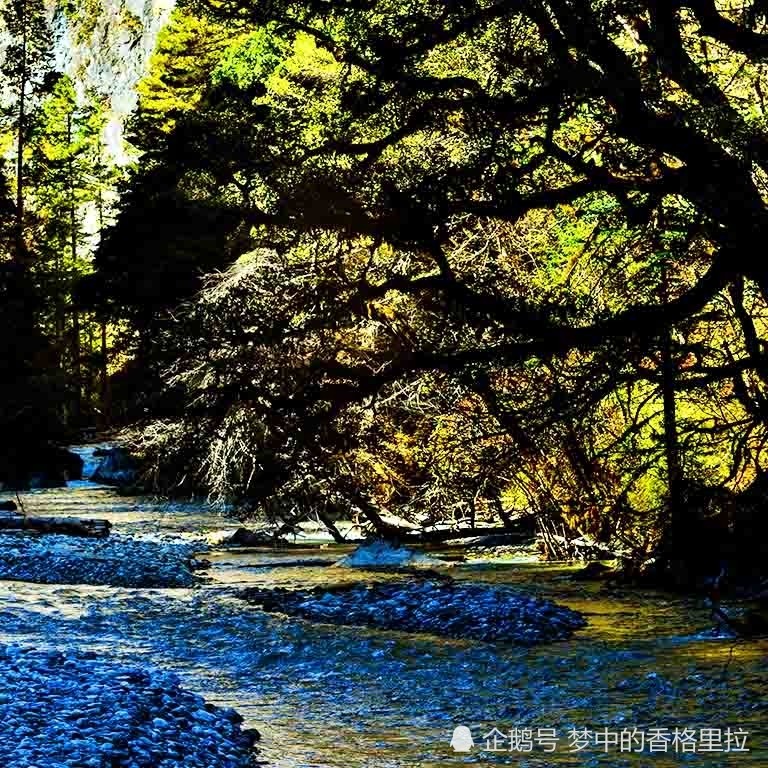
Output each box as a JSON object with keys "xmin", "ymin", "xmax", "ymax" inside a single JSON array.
[{"xmin": 47, "ymin": 0, "xmax": 175, "ymax": 161}]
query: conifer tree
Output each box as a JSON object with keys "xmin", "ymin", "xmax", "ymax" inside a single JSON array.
[
  {"xmin": 32, "ymin": 77, "xmax": 111, "ymax": 426},
  {"xmin": 0, "ymin": 0, "xmax": 52, "ymax": 261}
]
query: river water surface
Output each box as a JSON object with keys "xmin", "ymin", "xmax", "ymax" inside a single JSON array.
[{"xmin": 0, "ymin": 447, "xmax": 765, "ymax": 767}]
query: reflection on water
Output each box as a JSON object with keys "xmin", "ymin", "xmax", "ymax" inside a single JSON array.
[{"xmin": 0, "ymin": 474, "xmax": 765, "ymax": 768}]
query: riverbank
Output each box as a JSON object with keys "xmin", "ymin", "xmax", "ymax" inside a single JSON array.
[{"xmin": 0, "ymin": 643, "xmax": 259, "ymax": 768}]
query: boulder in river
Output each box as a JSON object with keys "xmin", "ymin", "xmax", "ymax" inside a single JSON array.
[
  {"xmin": 58, "ymin": 446, "xmax": 84, "ymax": 481},
  {"xmin": 224, "ymin": 527, "xmax": 282, "ymax": 548},
  {"xmin": 34, "ymin": 445, "xmax": 84, "ymax": 487},
  {"xmin": 91, "ymin": 446, "xmax": 137, "ymax": 486},
  {"xmin": 334, "ymin": 540, "xmax": 446, "ymax": 569}
]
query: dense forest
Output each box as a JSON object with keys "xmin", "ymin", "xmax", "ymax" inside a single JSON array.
[{"xmin": 4, "ymin": 0, "xmax": 768, "ymax": 589}]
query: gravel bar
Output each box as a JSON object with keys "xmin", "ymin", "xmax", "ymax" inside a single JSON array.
[
  {"xmin": 241, "ymin": 579, "xmax": 586, "ymax": 644},
  {"xmin": 0, "ymin": 643, "xmax": 259, "ymax": 768},
  {"xmin": 0, "ymin": 533, "xmax": 206, "ymax": 587}
]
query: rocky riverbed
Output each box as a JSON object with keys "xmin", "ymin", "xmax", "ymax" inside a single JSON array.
[
  {"xmin": 241, "ymin": 579, "xmax": 587, "ymax": 643},
  {"xmin": 0, "ymin": 446, "xmax": 764, "ymax": 768},
  {"xmin": 0, "ymin": 532, "xmax": 205, "ymax": 588},
  {"xmin": 0, "ymin": 643, "xmax": 259, "ymax": 768}
]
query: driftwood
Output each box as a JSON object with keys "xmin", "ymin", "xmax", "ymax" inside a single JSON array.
[
  {"xmin": 402, "ymin": 526, "xmax": 531, "ymax": 545},
  {"xmin": 0, "ymin": 512, "xmax": 111, "ymax": 538},
  {"xmin": 397, "ymin": 517, "xmax": 537, "ymax": 545}
]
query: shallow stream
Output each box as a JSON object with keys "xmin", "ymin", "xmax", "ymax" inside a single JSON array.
[{"xmin": 0, "ymin": 447, "xmax": 764, "ymax": 767}]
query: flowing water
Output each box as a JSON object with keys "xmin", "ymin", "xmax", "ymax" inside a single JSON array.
[{"xmin": 0, "ymin": 447, "xmax": 765, "ymax": 767}]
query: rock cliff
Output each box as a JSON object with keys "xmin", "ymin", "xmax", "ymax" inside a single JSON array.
[{"xmin": 47, "ymin": 0, "xmax": 175, "ymax": 161}]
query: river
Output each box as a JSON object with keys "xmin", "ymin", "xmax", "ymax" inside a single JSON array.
[{"xmin": 0, "ymin": 446, "xmax": 764, "ymax": 767}]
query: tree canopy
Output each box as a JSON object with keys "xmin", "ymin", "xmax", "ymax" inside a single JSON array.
[{"xmin": 8, "ymin": 0, "xmax": 768, "ymax": 582}]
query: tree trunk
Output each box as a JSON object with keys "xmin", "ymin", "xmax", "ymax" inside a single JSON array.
[
  {"xmin": 71, "ymin": 310, "xmax": 81, "ymax": 427},
  {"xmin": 68, "ymin": 111, "xmax": 81, "ymax": 427},
  {"xmin": 100, "ymin": 320, "xmax": 111, "ymax": 427},
  {"xmin": 661, "ymin": 323, "xmax": 682, "ymax": 525},
  {"xmin": 0, "ymin": 511, "xmax": 111, "ymax": 538},
  {"xmin": 14, "ymin": 13, "xmax": 28, "ymax": 262},
  {"xmin": 659, "ymin": 261, "xmax": 687, "ymax": 583}
]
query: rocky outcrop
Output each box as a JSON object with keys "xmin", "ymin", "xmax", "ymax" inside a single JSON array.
[
  {"xmin": 0, "ymin": 444, "xmax": 84, "ymax": 491},
  {"xmin": 35, "ymin": 445, "xmax": 84, "ymax": 486},
  {"xmin": 47, "ymin": 0, "xmax": 176, "ymax": 163}
]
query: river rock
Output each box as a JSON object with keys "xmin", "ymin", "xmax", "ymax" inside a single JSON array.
[
  {"xmin": 90, "ymin": 447, "xmax": 137, "ymax": 486},
  {"xmin": 0, "ymin": 533, "xmax": 201, "ymax": 587},
  {"xmin": 334, "ymin": 540, "xmax": 445, "ymax": 569},
  {"xmin": 0, "ymin": 644, "xmax": 258, "ymax": 768},
  {"xmin": 241, "ymin": 579, "xmax": 586, "ymax": 644}
]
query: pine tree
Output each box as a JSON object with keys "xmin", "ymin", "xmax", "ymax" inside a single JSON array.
[
  {"xmin": 0, "ymin": 0, "xmax": 52, "ymax": 261},
  {"xmin": 31, "ymin": 77, "xmax": 111, "ymax": 427}
]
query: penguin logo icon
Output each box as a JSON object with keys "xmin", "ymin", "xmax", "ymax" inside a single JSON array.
[{"xmin": 450, "ymin": 725, "xmax": 474, "ymax": 752}]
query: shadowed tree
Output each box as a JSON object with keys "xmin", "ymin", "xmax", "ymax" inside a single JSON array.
[{"xmin": 95, "ymin": 0, "xmax": 768, "ymax": 583}]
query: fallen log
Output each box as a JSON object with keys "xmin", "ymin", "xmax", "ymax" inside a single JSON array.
[
  {"xmin": 400, "ymin": 520, "xmax": 536, "ymax": 545},
  {"xmin": 0, "ymin": 513, "xmax": 111, "ymax": 538}
]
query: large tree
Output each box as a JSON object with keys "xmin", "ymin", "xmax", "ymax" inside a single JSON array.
[{"xmin": 99, "ymin": 0, "xmax": 768, "ymax": 581}]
